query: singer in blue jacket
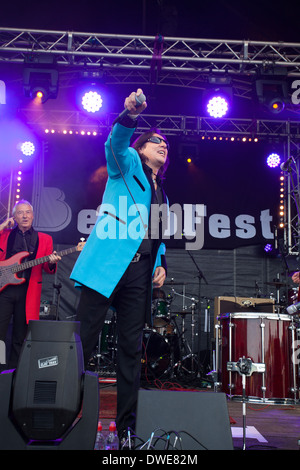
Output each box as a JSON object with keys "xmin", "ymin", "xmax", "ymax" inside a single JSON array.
[{"xmin": 70, "ymin": 89, "xmax": 169, "ymax": 445}]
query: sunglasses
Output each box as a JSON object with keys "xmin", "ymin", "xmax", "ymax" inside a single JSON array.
[{"xmin": 147, "ymin": 136, "xmax": 169, "ymax": 150}]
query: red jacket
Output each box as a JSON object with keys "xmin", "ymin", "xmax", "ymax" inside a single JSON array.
[{"xmin": 0, "ymin": 228, "xmax": 56, "ymax": 323}]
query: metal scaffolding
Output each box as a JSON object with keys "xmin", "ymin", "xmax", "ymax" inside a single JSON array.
[
  {"xmin": 1, "ymin": 27, "xmax": 300, "ymax": 251},
  {"xmin": 1, "ymin": 27, "xmax": 300, "ymax": 101},
  {"xmin": 1, "ymin": 28, "xmax": 300, "ymax": 75}
]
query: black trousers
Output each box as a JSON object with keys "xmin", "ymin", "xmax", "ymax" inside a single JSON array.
[
  {"xmin": 76, "ymin": 255, "xmax": 151, "ymax": 435},
  {"xmin": 0, "ymin": 283, "xmax": 28, "ymax": 370}
]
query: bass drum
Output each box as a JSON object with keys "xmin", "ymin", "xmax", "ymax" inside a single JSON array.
[
  {"xmin": 141, "ymin": 329, "xmax": 170, "ymax": 379},
  {"xmin": 217, "ymin": 312, "xmax": 299, "ymax": 404}
]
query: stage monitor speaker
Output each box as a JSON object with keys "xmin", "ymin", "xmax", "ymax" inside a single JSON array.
[
  {"xmin": 135, "ymin": 390, "xmax": 233, "ymax": 450},
  {"xmin": 0, "ymin": 320, "xmax": 99, "ymax": 449}
]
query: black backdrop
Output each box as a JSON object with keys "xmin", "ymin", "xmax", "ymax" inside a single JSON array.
[{"xmin": 24, "ymin": 132, "xmax": 282, "ymax": 251}]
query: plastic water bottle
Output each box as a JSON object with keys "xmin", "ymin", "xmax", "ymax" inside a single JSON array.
[
  {"xmin": 105, "ymin": 421, "xmax": 119, "ymax": 450},
  {"xmin": 94, "ymin": 421, "xmax": 105, "ymax": 450}
]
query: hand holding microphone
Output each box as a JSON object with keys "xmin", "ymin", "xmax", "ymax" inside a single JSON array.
[{"xmin": 113, "ymin": 88, "xmax": 147, "ymax": 125}]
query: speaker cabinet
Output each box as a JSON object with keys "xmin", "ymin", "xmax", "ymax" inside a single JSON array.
[
  {"xmin": 214, "ymin": 296, "xmax": 275, "ymax": 323},
  {"xmin": 135, "ymin": 389, "xmax": 233, "ymax": 450}
]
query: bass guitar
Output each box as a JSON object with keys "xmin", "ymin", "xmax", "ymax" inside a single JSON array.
[{"xmin": 0, "ymin": 241, "xmax": 85, "ymax": 292}]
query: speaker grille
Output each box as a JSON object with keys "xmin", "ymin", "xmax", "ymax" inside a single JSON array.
[
  {"xmin": 32, "ymin": 410, "xmax": 55, "ymax": 430},
  {"xmin": 33, "ymin": 381, "xmax": 57, "ymax": 404}
]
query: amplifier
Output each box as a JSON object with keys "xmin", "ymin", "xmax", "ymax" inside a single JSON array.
[{"xmin": 214, "ymin": 296, "xmax": 275, "ymax": 323}]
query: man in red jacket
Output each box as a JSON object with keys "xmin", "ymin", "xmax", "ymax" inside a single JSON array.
[{"xmin": 0, "ymin": 200, "xmax": 60, "ymax": 370}]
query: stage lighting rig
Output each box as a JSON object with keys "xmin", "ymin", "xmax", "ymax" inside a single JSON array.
[
  {"xmin": 203, "ymin": 76, "xmax": 233, "ymax": 118},
  {"xmin": 23, "ymin": 54, "xmax": 59, "ymax": 103},
  {"xmin": 76, "ymin": 69, "xmax": 107, "ymax": 114},
  {"xmin": 254, "ymin": 67, "xmax": 289, "ymax": 115}
]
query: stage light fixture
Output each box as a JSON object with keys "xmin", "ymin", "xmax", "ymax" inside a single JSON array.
[
  {"xmin": 264, "ymin": 243, "xmax": 273, "ymax": 252},
  {"xmin": 207, "ymin": 95, "xmax": 229, "ymax": 118},
  {"xmin": 23, "ymin": 54, "xmax": 59, "ymax": 103},
  {"xmin": 267, "ymin": 153, "xmax": 281, "ymax": 168},
  {"xmin": 20, "ymin": 141, "xmax": 35, "ymax": 156},
  {"xmin": 204, "ymin": 76, "xmax": 232, "ymax": 118},
  {"xmin": 255, "ymin": 68, "xmax": 288, "ymax": 114},
  {"xmin": 81, "ymin": 90, "xmax": 103, "ymax": 113},
  {"xmin": 0, "ymin": 320, "xmax": 99, "ymax": 450}
]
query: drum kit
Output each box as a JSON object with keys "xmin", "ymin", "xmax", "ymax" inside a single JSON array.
[
  {"xmin": 88, "ymin": 281, "xmax": 203, "ymax": 383},
  {"xmin": 88, "ymin": 274, "xmax": 300, "ymax": 402},
  {"xmin": 214, "ymin": 279, "xmax": 300, "ymax": 405}
]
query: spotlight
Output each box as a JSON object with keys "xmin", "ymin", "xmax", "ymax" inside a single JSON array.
[
  {"xmin": 20, "ymin": 141, "xmax": 35, "ymax": 156},
  {"xmin": 266, "ymin": 153, "xmax": 281, "ymax": 168},
  {"xmin": 23, "ymin": 54, "xmax": 59, "ymax": 103},
  {"xmin": 81, "ymin": 90, "xmax": 103, "ymax": 113},
  {"xmin": 264, "ymin": 243, "xmax": 273, "ymax": 252},
  {"xmin": 207, "ymin": 95, "xmax": 229, "ymax": 118},
  {"xmin": 204, "ymin": 76, "xmax": 232, "ymax": 118},
  {"xmin": 255, "ymin": 68, "xmax": 288, "ymax": 114}
]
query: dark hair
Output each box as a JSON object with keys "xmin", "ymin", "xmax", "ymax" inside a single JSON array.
[{"xmin": 132, "ymin": 128, "xmax": 170, "ymax": 179}]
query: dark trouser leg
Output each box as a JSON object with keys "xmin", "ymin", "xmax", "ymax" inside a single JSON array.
[
  {"xmin": 75, "ymin": 257, "xmax": 151, "ymax": 435},
  {"xmin": 113, "ymin": 258, "xmax": 150, "ymax": 435},
  {"xmin": 0, "ymin": 284, "xmax": 28, "ymax": 370},
  {"xmin": 76, "ymin": 285, "xmax": 112, "ymax": 367}
]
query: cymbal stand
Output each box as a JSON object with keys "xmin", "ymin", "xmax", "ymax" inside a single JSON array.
[
  {"xmin": 189, "ymin": 299, "xmax": 197, "ymax": 374},
  {"xmin": 53, "ymin": 283, "xmax": 62, "ymax": 320},
  {"xmin": 93, "ymin": 315, "xmax": 117, "ymax": 375},
  {"xmin": 170, "ymin": 288, "xmax": 198, "ymax": 376},
  {"xmin": 187, "ymin": 250, "xmax": 208, "ymax": 377}
]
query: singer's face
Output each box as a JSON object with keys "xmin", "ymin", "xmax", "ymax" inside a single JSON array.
[{"xmin": 141, "ymin": 133, "xmax": 169, "ymax": 170}]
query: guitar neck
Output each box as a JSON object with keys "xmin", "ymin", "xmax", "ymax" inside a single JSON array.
[{"xmin": 13, "ymin": 246, "xmax": 78, "ymax": 273}]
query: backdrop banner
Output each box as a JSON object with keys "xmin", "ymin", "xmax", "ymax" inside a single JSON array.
[{"xmin": 29, "ymin": 134, "xmax": 281, "ymax": 251}]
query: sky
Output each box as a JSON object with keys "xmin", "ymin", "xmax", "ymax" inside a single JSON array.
[{"xmin": 1, "ymin": 0, "xmax": 300, "ymax": 43}]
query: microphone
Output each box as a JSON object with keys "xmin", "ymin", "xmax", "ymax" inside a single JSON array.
[
  {"xmin": 286, "ymin": 301, "xmax": 300, "ymax": 315},
  {"xmin": 112, "ymin": 93, "xmax": 146, "ymax": 125},
  {"xmin": 280, "ymin": 157, "xmax": 294, "ymax": 171}
]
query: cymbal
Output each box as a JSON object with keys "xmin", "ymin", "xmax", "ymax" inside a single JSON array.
[
  {"xmin": 164, "ymin": 280, "xmax": 187, "ymax": 286},
  {"xmin": 172, "ymin": 311, "xmax": 192, "ymax": 315},
  {"xmin": 266, "ymin": 281, "xmax": 288, "ymax": 287}
]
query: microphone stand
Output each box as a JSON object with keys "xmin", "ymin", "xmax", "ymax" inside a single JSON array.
[
  {"xmin": 187, "ymin": 250, "xmax": 208, "ymax": 378},
  {"xmin": 53, "ymin": 283, "xmax": 62, "ymax": 320}
]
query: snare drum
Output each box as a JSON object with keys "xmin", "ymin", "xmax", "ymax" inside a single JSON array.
[{"xmin": 216, "ymin": 312, "xmax": 299, "ymax": 403}]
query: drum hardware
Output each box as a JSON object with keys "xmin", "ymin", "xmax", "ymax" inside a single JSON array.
[
  {"xmin": 141, "ymin": 329, "xmax": 172, "ymax": 379},
  {"xmin": 228, "ymin": 357, "xmax": 265, "ymax": 450},
  {"xmin": 168, "ymin": 287, "xmax": 200, "ymax": 378},
  {"xmin": 216, "ymin": 312, "xmax": 299, "ymax": 404},
  {"xmin": 89, "ymin": 315, "xmax": 117, "ymax": 375},
  {"xmin": 53, "ymin": 283, "xmax": 62, "ymax": 320}
]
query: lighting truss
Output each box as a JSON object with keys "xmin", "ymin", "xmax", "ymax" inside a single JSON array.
[
  {"xmin": 1, "ymin": 28, "xmax": 300, "ymax": 75},
  {"xmin": 0, "ymin": 173, "xmax": 14, "ymax": 221},
  {"xmin": 284, "ymin": 150, "xmax": 300, "ymax": 256},
  {"xmin": 2, "ymin": 27, "xmax": 300, "ymax": 250},
  {"xmin": 1, "ymin": 27, "xmax": 300, "ymax": 101},
  {"xmin": 17, "ymin": 107, "xmax": 300, "ymax": 139}
]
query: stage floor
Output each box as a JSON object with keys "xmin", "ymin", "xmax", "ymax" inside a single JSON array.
[{"xmin": 99, "ymin": 385, "xmax": 300, "ymax": 451}]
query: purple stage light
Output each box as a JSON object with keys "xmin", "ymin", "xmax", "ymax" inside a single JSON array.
[
  {"xmin": 207, "ymin": 96, "xmax": 229, "ymax": 118},
  {"xmin": 264, "ymin": 243, "xmax": 273, "ymax": 252},
  {"xmin": 266, "ymin": 153, "xmax": 281, "ymax": 168},
  {"xmin": 20, "ymin": 141, "xmax": 35, "ymax": 156},
  {"xmin": 81, "ymin": 90, "xmax": 103, "ymax": 113}
]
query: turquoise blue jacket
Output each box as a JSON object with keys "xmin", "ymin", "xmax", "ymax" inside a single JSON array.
[{"xmin": 70, "ymin": 122, "xmax": 167, "ymax": 298}]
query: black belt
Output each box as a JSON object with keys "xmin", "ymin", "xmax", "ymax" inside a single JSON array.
[{"xmin": 131, "ymin": 252, "xmax": 150, "ymax": 263}]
